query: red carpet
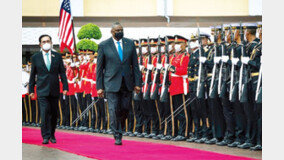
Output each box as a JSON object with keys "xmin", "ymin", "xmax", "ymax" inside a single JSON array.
[{"xmin": 22, "ymin": 127, "xmax": 259, "ymax": 160}]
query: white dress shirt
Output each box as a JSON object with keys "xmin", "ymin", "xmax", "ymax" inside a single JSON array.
[
  {"xmin": 112, "ymin": 37, "xmax": 123, "ymax": 52},
  {"xmin": 42, "ymin": 50, "xmax": 52, "ymax": 67}
]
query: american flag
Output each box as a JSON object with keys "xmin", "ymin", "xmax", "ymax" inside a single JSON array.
[{"xmin": 58, "ymin": 0, "xmax": 75, "ymax": 55}]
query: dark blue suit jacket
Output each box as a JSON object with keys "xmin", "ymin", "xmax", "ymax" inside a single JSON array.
[
  {"xmin": 29, "ymin": 51, "xmax": 68, "ymax": 97},
  {"xmin": 96, "ymin": 37, "xmax": 141, "ymax": 92}
]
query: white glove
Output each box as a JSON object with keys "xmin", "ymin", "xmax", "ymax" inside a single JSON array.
[
  {"xmin": 241, "ymin": 57, "xmax": 250, "ymax": 64},
  {"xmin": 92, "ymin": 97, "xmax": 94, "ymax": 101},
  {"xmin": 214, "ymin": 57, "xmax": 221, "ymax": 64},
  {"xmin": 221, "ymin": 55, "xmax": 229, "ymax": 63},
  {"xmin": 199, "ymin": 57, "xmax": 206, "ymax": 63},
  {"xmin": 232, "ymin": 58, "xmax": 239, "ymax": 65},
  {"xmin": 260, "ymin": 57, "xmax": 263, "ymax": 64},
  {"xmin": 139, "ymin": 65, "xmax": 144, "ymax": 71}
]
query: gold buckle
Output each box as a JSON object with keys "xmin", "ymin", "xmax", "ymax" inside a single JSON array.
[{"xmin": 251, "ymin": 72, "xmax": 259, "ymax": 77}]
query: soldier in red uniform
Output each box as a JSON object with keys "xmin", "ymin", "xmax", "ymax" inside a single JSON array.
[
  {"xmin": 168, "ymin": 35, "xmax": 190, "ymax": 141},
  {"xmin": 58, "ymin": 54, "xmax": 67, "ymax": 129},
  {"xmin": 160, "ymin": 36, "xmax": 176, "ymax": 141},
  {"xmin": 22, "ymin": 64, "xmax": 30, "ymax": 126},
  {"xmin": 77, "ymin": 51, "xmax": 92, "ymax": 131},
  {"xmin": 80, "ymin": 51, "xmax": 95, "ymax": 132},
  {"xmin": 137, "ymin": 39, "xmax": 152, "ymax": 138},
  {"xmin": 90, "ymin": 52, "xmax": 107, "ymax": 133},
  {"xmin": 143, "ymin": 38, "xmax": 161, "ymax": 139}
]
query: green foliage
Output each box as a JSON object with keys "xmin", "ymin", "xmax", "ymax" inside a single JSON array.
[
  {"xmin": 76, "ymin": 39, "xmax": 98, "ymax": 52},
  {"xmin": 77, "ymin": 23, "xmax": 102, "ymax": 40}
]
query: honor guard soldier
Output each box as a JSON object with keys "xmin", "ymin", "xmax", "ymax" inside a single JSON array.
[
  {"xmin": 22, "ymin": 64, "xmax": 30, "ymax": 126},
  {"xmin": 250, "ymin": 21, "xmax": 262, "ymax": 151},
  {"xmin": 160, "ymin": 35, "xmax": 176, "ymax": 141},
  {"xmin": 168, "ymin": 35, "xmax": 190, "ymax": 141},
  {"xmin": 238, "ymin": 23, "xmax": 260, "ymax": 149},
  {"xmin": 131, "ymin": 39, "xmax": 144, "ymax": 137}
]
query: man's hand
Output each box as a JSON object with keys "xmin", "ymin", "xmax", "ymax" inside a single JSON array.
[
  {"xmin": 63, "ymin": 90, "xmax": 68, "ymax": 95},
  {"xmin": 134, "ymin": 86, "xmax": 141, "ymax": 94},
  {"xmin": 29, "ymin": 93, "xmax": 35, "ymax": 99},
  {"xmin": 98, "ymin": 89, "xmax": 104, "ymax": 98}
]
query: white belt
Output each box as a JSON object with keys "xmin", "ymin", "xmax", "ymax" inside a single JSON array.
[
  {"xmin": 156, "ymin": 63, "xmax": 162, "ymax": 70},
  {"xmin": 82, "ymin": 78, "xmax": 92, "ymax": 82},
  {"xmin": 91, "ymin": 81, "xmax": 96, "ymax": 84},
  {"xmin": 147, "ymin": 64, "xmax": 154, "ymax": 70},
  {"xmin": 171, "ymin": 73, "xmax": 188, "ymax": 95}
]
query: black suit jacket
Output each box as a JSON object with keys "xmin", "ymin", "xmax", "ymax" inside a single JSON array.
[
  {"xmin": 29, "ymin": 51, "xmax": 68, "ymax": 97},
  {"xmin": 96, "ymin": 37, "xmax": 141, "ymax": 92}
]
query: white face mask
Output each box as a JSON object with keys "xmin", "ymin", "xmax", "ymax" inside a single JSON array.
[
  {"xmin": 94, "ymin": 58, "xmax": 97, "ymax": 63},
  {"xmin": 161, "ymin": 47, "xmax": 165, "ymax": 53},
  {"xmin": 42, "ymin": 43, "xmax": 51, "ymax": 51},
  {"xmin": 190, "ymin": 41, "xmax": 200, "ymax": 49},
  {"xmin": 136, "ymin": 48, "xmax": 139, "ymax": 53},
  {"xmin": 79, "ymin": 56, "xmax": 83, "ymax": 61},
  {"xmin": 86, "ymin": 55, "xmax": 90, "ymax": 60},
  {"xmin": 174, "ymin": 44, "xmax": 181, "ymax": 52},
  {"xmin": 151, "ymin": 47, "xmax": 157, "ymax": 54},
  {"xmin": 142, "ymin": 47, "xmax": 147, "ymax": 54}
]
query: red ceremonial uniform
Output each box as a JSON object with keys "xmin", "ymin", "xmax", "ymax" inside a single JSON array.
[
  {"xmin": 66, "ymin": 66, "xmax": 76, "ymax": 96},
  {"xmin": 169, "ymin": 53, "xmax": 190, "ymax": 96},
  {"xmin": 84, "ymin": 62, "xmax": 95, "ymax": 95},
  {"xmin": 91, "ymin": 62, "xmax": 98, "ymax": 97}
]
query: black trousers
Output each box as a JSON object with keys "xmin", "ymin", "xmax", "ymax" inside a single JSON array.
[
  {"xmin": 171, "ymin": 94, "xmax": 188, "ymax": 137},
  {"xmin": 92, "ymin": 97, "xmax": 106, "ymax": 130},
  {"xmin": 76, "ymin": 92, "xmax": 84, "ymax": 126},
  {"xmin": 133, "ymin": 99, "xmax": 143, "ymax": 133},
  {"xmin": 82, "ymin": 94, "xmax": 92, "ymax": 127},
  {"xmin": 161, "ymin": 94, "xmax": 172, "ymax": 136},
  {"xmin": 221, "ymin": 90, "xmax": 235, "ymax": 141},
  {"xmin": 127, "ymin": 103, "xmax": 135, "ymax": 133},
  {"xmin": 22, "ymin": 96, "xmax": 28, "ymax": 123},
  {"xmin": 141, "ymin": 99, "xmax": 152, "ymax": 134},
  {"xmin": 106, "ymin": 79, "xmax": 132, "ymax": 140},
  {"xmin": 58, "ymin": 93, "xmax": 65, "ymax": 126},
  {"xmin": 210, "ymin": 97, "xmax": 226, "ymax": 140},
  {"xmin": 254, "ymin": 103, "xmax": 262, "ymax": 145},
  {"xmin": 37, "ymin": 95, "xmax": 59, "ymax": 139}
]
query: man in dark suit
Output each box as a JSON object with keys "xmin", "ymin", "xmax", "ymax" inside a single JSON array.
[
  {"xmin": 96, "ymin": 22, "xmax": 141, "ymax": 145},
  {"xmin": 29, "ymin": 34, "xmax": 68, "ymax": 144}
]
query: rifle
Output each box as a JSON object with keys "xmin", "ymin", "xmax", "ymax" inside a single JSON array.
[
  {"xmin": 133, "ymin": 39, "xmax": 143, "ymax": 101},
  {"xmin": 143, "ymin": 37, "xmax": 153, "ymax": 100},
  {"xmin": 229, "ymin": 25, "xmax": 236, "ymax": 101},
  {"xmin": 150, "ymin": 36, "xmax": 162, "ymax": 100},
  {"xmin": 160, "ymin": 37, "xmax": 170, "ymax": 102},
  {"xmin": 238, "ymin": 22, "xmax": 248, "ymax": 102},
  {"xmin": 255, "ymin": 64, "xmax": 262, "ymax": 101},
  {"xmin": 217, "ymin": 25, "xmax": 226, "ymax": 96},
  {"xmin": 196, "ymin": 27, "xmax": 205, "ymax": 98},
  {"xmin": 209, "ymin": 26, "xmax": 218, "ymax": 98}
]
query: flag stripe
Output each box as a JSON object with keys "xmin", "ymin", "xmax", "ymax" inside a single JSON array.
[{"xmin": 58, "ymin": 0, "xmax": 75, "ymax": 55}]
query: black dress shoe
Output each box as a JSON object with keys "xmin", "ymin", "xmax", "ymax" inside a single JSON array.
[
  {"xmin": 238, "ymin": 142, "xmax": 253, "ymax": 149},
  {"xmin": 195, "ymin": 138, "xmax": 207, "ymax": 143},
  {"xmin": 250, "ymin": 144, "xmax": 262, "ymax": 151},
  {"xmin": 186, "ymin": 137, "xmax": 197, "ymax": 142},
  {"xmin": 161, "ymin": 135, "xmax": 172, "ymax": 140},
  {"xmin": 50, "ymin": 138, "xmax": 56, "ymax": 144},
  {"xmin": 128, "ymin": 133, "xmax": 135, "ymax": 137},
  {"xmin": 115, "ymin": 139, "xmax": 122, "ymax": 145},
  {"xmin": 171, "ymin": 135, "xmax": 186, "ymax": 141},
  {"xmin": 94, "ymin": 129, "xmax": 99, "ymax": 133},
  {"xmin": 145, "ymin": 133, "xmax": 156, "ymax": 138},
  {"xmin": 205, "ymin": 138, "xmax": 217, "ymax": 144},
  {"xmin": 88, "ymin": 128, "xmax": 95, "ymax": 132},
  {"xmin": 216, "ymin": 140, "xmax": 228, "ymax": 146},
  {"xmin": 102, "ymin": 129, "xmax": 107, "ymax": 134},
  {"xmin": 123, "ymin": 132, "xmax": 128, "ymax": 136},
  {"xmin": 42, "ymin": 139, "xmax": 49, "ymax": 144},
  {"xmin": 136, "ymin": 133, "xmax": 144, "ymax": 138},
  {"xmin": 228, "ymin": 141, "xmax": 241, "ymax": 147}
]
